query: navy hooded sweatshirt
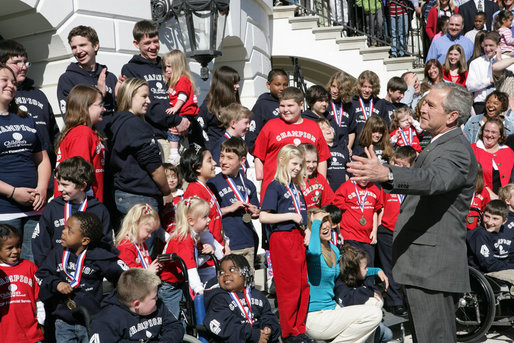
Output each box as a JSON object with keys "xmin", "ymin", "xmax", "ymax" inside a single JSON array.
[
  {"xmin": 32, "ymin": 195, "xmax": 113, "ymax": 267},
  {"xmin": 57, "ymin": 62, "xmax": 117, "ymax": 115},
  {"xmin": 107, "ymin": 111, "xmax": 163, "ymax": 197},
  {"xmin": 203, "ymin": 286, "xmax": 281, "ymax": 343},
  {"xmin": 35, "ymin": 244, "xmax": 128, "ymax": 324},
  {"xmin": 247, "ymin": 92, "xmax": 281, "ymax": 153},
  {"xmin": 89, "ymin": 291, "xmax": 184, "ymax": 343},
  {"xmin": 16, "ymin": 77, "xmax": 60, "ymax": 164},
  {"xmin": 121, "ymin": 55, "xmax": 183, "ymax": 139}
]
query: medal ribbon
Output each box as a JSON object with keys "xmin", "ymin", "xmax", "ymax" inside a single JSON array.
[
  {"xmin": 331, "ymin": 101, "xmax": 343, "ymax": 126},
  {"xmin": 62, "ymin": 247, "xmax": 88, "ymax": 288},
  {"xmin": 352, "ymin": 182, "xmax": 368, "ymax": 214},
  {"xmin": 132, "ymin": 242, "xmax": 150, "ymax": 269},
  {"xmin": 224, "ymin": 131, "xmax": 232, "ymax": 139},
  {"xmin": 229, "ymin": 288, "xmax": 253, "ymax": 326},
  {"xmin": 398, "ymin": 194, "xmax": 405, "ymax": 204},
  {"xmin": 196, "ymin": 180, "xmax": 222, "ymax": 218},
  {"xmin": 399, "ymin": 127, "xmax": 413, "ymax": 146},
  {"xmin": 225, "ymin": 174, "xmax": 249, "ymax": 203},
  {"xmin": 331, "ymin": 231, "xmax": 338, "ymax": 246},
  {"xmin": 358, "ymin": 97, "xmax": 373, "ymax": 121},
  {"xmin": 285, "ymin": 183, "xmax": 302, "ymax": 215},
  {"xmin": 64, "ymin": 198, "xmax": 88, "ymax": 225}
]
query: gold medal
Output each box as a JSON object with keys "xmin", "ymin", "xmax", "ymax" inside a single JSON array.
[
  {"xmin": 467, "ymin": 217, "xmax": 475, "ymax": 224},
  {"xmin": 299, "ymin": 224, "xmax": 306, "ymax": 230},
  {"xmin": 360, "ymin": 217, "xmax": 367, "ymax": 225},
  {"xmin": 66, "ymin": 299, "xmax": 77, "ymax": 310},
  {"xmin": 242, "ymin": 212, "xmax": 252, "ymax": 223}
]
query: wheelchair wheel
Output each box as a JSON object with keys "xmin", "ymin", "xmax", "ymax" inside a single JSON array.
[{"xmin": 456, "ymin": 267, "xmax": 496, "ymax": 342}]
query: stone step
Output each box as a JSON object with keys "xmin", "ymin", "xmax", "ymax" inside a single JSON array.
[
  {"xmin": 384, "ymin": 56, "xmax": 416, "ymax": 71},
  {"xmin": 289, "ymin": 16, "xmax": 320, "ymax": 30},
  {"xmin": 312, "ymin": 26, "xmax": 345, "ymax": 40},
  {"xmin": 336, "ymin": 36, "xmax": 368, "ymax": 50},
  {"xmin": 272, "ymin": 5, "xmax": 298, "ymax": 19},
  {"xmin": 359, "ymin": 46, "xmax": 390, "ymax": 61}
]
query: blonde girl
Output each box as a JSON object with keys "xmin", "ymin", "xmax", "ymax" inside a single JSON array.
[
  {"xmin": 358, "ymin": 116, "xmax": 394, "ymax": 162},
  {"xmin": 115, "ymin": 203, "xmax": 162, "ymax": 273},
  {"xmin": 54, "ymin": 84, "xmax": 106, "ymax": 201},
  {"xmin": 159, "ymin": 196, "xmax": 212, "ymax": 318},
  {"xmin": 162, "ymin": 50, "xmax": 199, "ymax": 164},
  {"xmin": 259, "ymin": 144, "xmax": 312, "ymax": 341},
  {"xmin": 389, "ymin": 107, "xmax": 424, "ymax": 153}
]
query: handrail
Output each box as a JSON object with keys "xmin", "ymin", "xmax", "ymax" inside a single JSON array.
[{"xmin": 278, "ymin": 0, "xmax": 424, "ymax": 66}]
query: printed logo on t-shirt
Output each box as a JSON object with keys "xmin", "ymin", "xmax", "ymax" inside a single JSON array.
[
  {"xmin": 480, "ymin": 245, "xmax": 489, "ymax": 257},
  {"xmin": 209, "ymin": 319, "xmax": 221, "ymax": 335},
  {"xmin": 249, "ymin": 120, "xmax": 256, "ymax": 132},
  {"xmin": 275, "ymin": 130, "xmax": 317, "ymax": 143}
]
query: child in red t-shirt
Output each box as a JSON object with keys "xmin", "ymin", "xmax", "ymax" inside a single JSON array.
[
  {"xmin": 389, "ymin": 107, "xmax": 424, "ymax": 153},
  {"xmin": 253, "ymin": 87, "xmax": 331, "ymax": 201},
  {"xmin": 0, "ymin": 224, "xmax": 44, "ymax": 343},
  {"xmin": 163, "ymin": 50, "xmax": 199, "ymax": 164},
  {"xmin": 299, "ymin": 143, "xmax": 334, "ymax": 209},
  {"xmin": 159, "ymin": 197, "xmax": 219, "ymax": 319},
  {"xmin": 466, "ymin": 163, "xmax": 491, "ymax": 230},
  {"xmin": 115, "ymin": 203, "xmax": 162, "ymax": 272},
  {"xmin": 376, "ymin": 146, "xmax": 416, "ymax": 315},
  {"xmin": 180, "ymin": 146, "xmax": 225, "ymax": 248},
  {"xmin": 334, "ymin": 178, "xmax": 383, "ymax": 266}
]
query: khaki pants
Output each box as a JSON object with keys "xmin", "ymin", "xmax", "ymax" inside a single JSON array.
[
  {"xmin": 306, "ymin": 303, "xmax": 382, "ymax": 343},
  {"xmin": 231, "ymin": 247, "xmax": 255, "ymax": 272}
]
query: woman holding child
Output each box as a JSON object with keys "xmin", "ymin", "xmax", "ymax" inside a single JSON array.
[
  {"xmin": 107, "ymin": 78, "xmax": 170, "ymax": 215},
  {"xmin": 305, "ymin": 209, "xmax": 382, "ymax": 342},
  {"xmin": 0, "ymin": 64, "xmax": 51, "ymax": 262}
]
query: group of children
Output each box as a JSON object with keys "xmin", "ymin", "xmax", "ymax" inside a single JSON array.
[{"xmin": 3, "ymin": 16, "xmax": 514, "ymax": 343}]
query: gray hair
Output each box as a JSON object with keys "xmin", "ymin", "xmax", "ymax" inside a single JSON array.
[{"xmin": 432, "ymin": 82, "xmax": 472, "ymax": 126}]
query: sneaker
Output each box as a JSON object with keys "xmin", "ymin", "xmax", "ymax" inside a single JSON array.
[{"xmin": 168, "ymin": 152, "xmax": 181, "ymax": 165}]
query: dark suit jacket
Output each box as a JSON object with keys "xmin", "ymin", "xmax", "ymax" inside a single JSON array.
[
  {"xmin": 387, "ymin": 128, "xmax": 477, "ymax": 293},
  {"xmin": 459, "ymin": 0, "xmax": 499, "ymax": 34}
]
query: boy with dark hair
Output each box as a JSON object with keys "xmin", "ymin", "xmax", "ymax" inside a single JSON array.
[
  {"xmin": 210, "ymin": 103, "xmax": 252, "ymax": 168},
  {"xmin": 376, "ymin": 146, "xmax": 416, "ymax": 316},
  {"xmin": 465, "ymin": 11, "xmax": 486, "ymax": 43},
  {"xmin": 302, "ymin": 85, "xmax": 348, "ymax": 147},
  {"xmin": 467, "ymin": 200, "xmax": 514, "ymax": 283},
  {"xmin": 0, "ymin": 39, "xmax": 60, "ymax": 168},
  {"xmin": 57, "ymin": 25, "xmax": 117, "ymax": 116},
  {"xmin": 89, "ymin": 268, "xmax": 184, "ymax": 343},
  {"xmin": 208, "ymin": 137, "xmax": 260, "ymax": 270},
  {"xmin": 384, "ymin": 76, "xmax": 408, "ymax": 121},
  {"xmin": 317, "ymin": 118, "xmax": 349, "ymax": 192},
  {"xmin": 253, "ymin": 87, "xmax": 331, "ymax": 200},
  {"xmin": 121, "ymin": 20, "xmax": 189, "ymax": 160},
  {"xmin": 32, "ymin": 156, "xmax": 112, "ymax": 267},
  {"xmin": 36, "ymin": 212, "xmax": 129, "ymax": 342},
  {"xmin": 247, "ymin": 69, "xmax": 289, "ymax": 152}
]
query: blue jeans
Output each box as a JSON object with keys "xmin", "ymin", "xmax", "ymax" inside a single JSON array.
[
  {"xmin": 158, "ymin": 282, "xmax": 184, "ymax": 320},
  {"xmin": 375, "ymin": 322, "xmax": 393, "ymax": 343},
  {"xmin": 0, "ymin": 215, "xmax": 39, "ymax": 263},
  {"xmin": 54, "ymin": 319, "xmax": 88, "ymax": 343},
  {"xmin": 167, "ymin": 131, "xmax": 180, "ymax": 142},
  {"xmin": 391, "ymin": 14, "xmax": 408, "ymax": 56},
  {"xmin": 114, "ymin": 189, "xmax": 160, "ymax": 254}
]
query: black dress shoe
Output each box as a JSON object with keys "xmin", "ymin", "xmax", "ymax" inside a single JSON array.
[{"xmin": 390, "ymin": 305, "xmax": 408, "ymax": 316}]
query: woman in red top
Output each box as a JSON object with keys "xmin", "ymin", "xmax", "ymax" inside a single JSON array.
[
  {"xmin": 471, "ymin": 118, "xmax": 514, "ymax": 197},
  {"xmin": 426, "ymin": 0, "xmax": 458, "ymax": 41},
  {"xmin": 54, "ymin": 85, "xmax": 106, "ymax": 201},
  {"xmin": 442, "ymin": 44, "xmax": 468, "ymax": 86}
]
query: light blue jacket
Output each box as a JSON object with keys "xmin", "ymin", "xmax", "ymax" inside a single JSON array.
[{"xmin": 462, "ymin": 114, "xmax": 514, "ymax": 144}]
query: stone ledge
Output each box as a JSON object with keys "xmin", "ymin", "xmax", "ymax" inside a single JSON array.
[
  {"xmin": 272, "ymin": 5, "xmax": 297, "ymax": 19},
  {"xmin": 288, "ymin": 16, "xmax": 319, "ymax": 30},
  {"xmin": 359, "ymin": 46, "xmax": 390, "ymax": 61},
  {"xmin": 336, "ymin": 36, "xmax": 368, "ymax": 50},
  {"xmin": 384, "ymin": 56, "xmax": 416, "ymax": 71},
  {"xmin": 312, "ymin": 26, "xmax": 345, "ymax": 40}
]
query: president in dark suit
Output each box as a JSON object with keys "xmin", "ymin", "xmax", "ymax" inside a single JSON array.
[
  {"xmin": 459, "ymin": 0, "xmax": 499, "ymax": 33},
  {"xmin": 348, "ymin": 83, "xmax": 478, "ymax": 343}
]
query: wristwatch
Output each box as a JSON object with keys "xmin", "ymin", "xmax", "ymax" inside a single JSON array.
[{"xmin": 387, "ymin": 170, "xmax": 394, "ymax": 182}]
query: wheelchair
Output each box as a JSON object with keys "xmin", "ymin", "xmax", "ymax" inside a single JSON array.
[
  {"xmin": 455, "ymin": 267, "xmax": 514, "ymax": 342},
  {"xmin": 157, "ymin": 252, "xmax": 220, "ymax": 343}
]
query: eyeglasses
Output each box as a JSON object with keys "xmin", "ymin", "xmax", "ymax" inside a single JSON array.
[{"xmin": 8, "ymin": 59, "xmax": 31, "ymax": 68}]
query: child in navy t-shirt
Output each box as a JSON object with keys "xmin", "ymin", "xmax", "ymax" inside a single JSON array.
[{"xmin": 208, "ymin": 138, "xmax": 260, "ymax": 270}]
